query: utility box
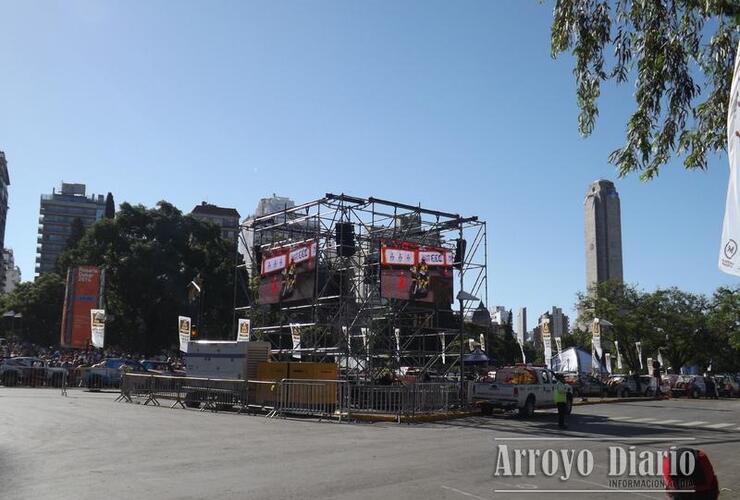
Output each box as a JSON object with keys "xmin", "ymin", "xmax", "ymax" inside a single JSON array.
[
  {"xmin": 185, "ymin": 341, "xmax": 270, "ymax": 380},
  {"xmin": 255, "ymin": 362, "xmax": 289, "ymax": 406}
]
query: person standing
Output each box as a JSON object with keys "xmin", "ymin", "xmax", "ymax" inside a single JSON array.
[{"xmin": 554, "ymin": 373, "xmax": 569, "ymax": 429}]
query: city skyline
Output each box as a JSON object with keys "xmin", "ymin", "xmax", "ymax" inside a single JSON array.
[{"xmin": 0, "ymin": 2, "xmax": 735, "ymax": 320}]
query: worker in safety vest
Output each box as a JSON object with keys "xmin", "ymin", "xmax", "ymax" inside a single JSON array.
[{"xmin": 553, "ymin": 374, "xmax": 569, "ymax": 429}]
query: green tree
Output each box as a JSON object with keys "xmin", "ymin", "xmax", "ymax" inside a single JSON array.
[
  {"xmin": 105, "ymin": 192, "xmax": 115, "ymax": 219},
  {"xmin": 706, "ymin": 286, "xmax": 740, "ymax": 371},
  {"xmin": 0, "ymin": 273, "xmax": 66, "ymax": 346},
  {"xmin": 59, "ymin": 201, "xmax": 235, "ymax": 354},
  {"xmin": 66, "ymin": 217, "xmax": 85, "ymax": 248},
  {"xmin": 551, "ymin": 1, "xmax": 740, "ymax": 179}
]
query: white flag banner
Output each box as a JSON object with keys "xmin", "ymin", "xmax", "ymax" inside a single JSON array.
[
  {"xmin": 178, "ymin": 316, "xmax": 191, "ymax": 353},
  {"xmin": 439, "ymin": 332, "xmax": 447, "ymax": 364},
  {"xmin": 394, "ymin": 327, "xmax": 400, "ymax": 362},
  {"xmin": 554, "ymin": 337, "xmax": 562, "ymax": 356},
  {"xmin": 657, "ymin": 351, "xmax": 664, "ymax": 368},
  {"xmin": 543, "ymin": 332, "xmax": 552, "ymax": 369},
  {"xmin": 236, "ymin": 318, "xmax": 251, "ymax": 342},
  {"xmin": 361, "ymin": 327, "xmax": 369, "ymax": 364},
  {"xmin": 719, "ymin": 39, "xmax": 740, "ymax": 276},
  {"xmin": 518, "ymin": 340, "xmax": 527, "ymax": 364},
  {"xmin": 344, "ymin": 326, "xmax": 350, "ymax": 353},
  {"xmin": 605, "ymin": 352, "xmax": 612, "ymax": 374},
  {"xmin": 635, "ymin": 341, "xmax": 643, "ymax": 370},
  {"xmin": 90, "ymin": 309, "xmax": 105, "ymax": 348},
  {"xmin": 479, "ymin": 333, "xmax": 486, "ymax": 352},
  {"xmin": 647, "ymin": 357, "xmax": 654, "ymax": 376},
  {"xmin": 468, "ymin": 338, "xmax": 475, "ymax": 352},
  {"xmin": 614, "ymin": 340, "xmax": 623, "ymax": 370},
  {"xmin": 290, "ymin": 323, "xmax": 301, "ymax": 359}
]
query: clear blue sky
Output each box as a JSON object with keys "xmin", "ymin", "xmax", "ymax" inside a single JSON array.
[{"xmin": 0, "ymin": 1, "xmax": 736, "ymax": 323}]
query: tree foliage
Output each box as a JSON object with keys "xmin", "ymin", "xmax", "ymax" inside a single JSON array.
[
  {"xmin": 0, "ymin": 273, "xmax": 66, "ymax": 347},
  {"xmin": 104, "ymin": 192, "xmax": 115, "ymax": 219},
  {"xmin": 56, "ymin": 201, "xmax": 235, "ymax": 354},
  {"xmin": 551, "ymin": 0, "xmax": 740, "ymax": 179},
  {"xmin": 576, "ymin": 280, "xmax": 740, "ymax": 372}
]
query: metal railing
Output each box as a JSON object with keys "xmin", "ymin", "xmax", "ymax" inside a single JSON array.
[{"xmin": 116, "ymin": 374, "xmax": 459, "ymax": 421}]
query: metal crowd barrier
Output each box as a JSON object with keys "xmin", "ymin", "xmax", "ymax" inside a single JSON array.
[{"xmin": 117, "ymin": 374, "xmax": 459, "ymax": 421}]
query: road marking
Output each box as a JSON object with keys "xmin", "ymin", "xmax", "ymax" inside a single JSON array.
[
  {"xmin": 607, "ymin": 416, "xmax": 636, "ymax": 421},
  {"xmin": 676, "ymin": 421, "xmax": 707, "ymax": 426},
  {"xmin": 627, "ymin": 417, "xmax": 658, "ymax": 423},
  {"xmin": 704, "ymin": 423, "xmax": 733, "ymax": 429},
  {"xmin": 652, "ymin": 419, "xmax": 682, "ymax": 425},
  {"xmin": 440, "ymin": 485, "xmax": 489, "ymax": 500}
]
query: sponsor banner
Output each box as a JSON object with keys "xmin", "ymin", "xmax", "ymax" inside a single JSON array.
[
  {"xmin": 178, "ymin": 316, "xmax": 191, "ymax": 353},
  {"xmin": 381, "ymin": 244, "xmax": 454, "ymax": 267},
  {"xmin": 543, "ymin": 332, "xmax": 552, "ymax": 369},
  {"xmin": 289, "ymin": 241, "xmax": 316, "ymax": 265},
  {"xmin": 554, "ymin": 337, "xmax": 562, "ymax": 356},
  {"xmin": 440, "ymin": 332, "xmax": 446, "ymax": 364},
  {"xmin": 418, "ymin": 249, "xmax": 449, "ymax": 267},
  {"xmin": 605, "ymin": 352, "xmax": 612, "ymax": 374},
  {"xmin": 90, "ymin": 309, "xmax": 105, "ymax": 348},
  {"xmin": 381, "ymin": 247, "xmax": 416, "ymax": 266},
  {"xmin": 479, "ymin": 333, "xmax": 486, "ymax": 352},
  {"xmin": 635, "ymin": 341, "xmax": 643, "ymax": 370},
  {"xmin": 518, "ymin": 339, "xmax": 527, "ymax": 364},
  {"xmin": 647, "ymin": 357, "xmax": 654, "ymax": 376},
  {"xmin": 614, "ymin": 341, "xmax": 623, "ymax": 370},
  {"xmin": 719, "ymin": 39, "xmax": 740, "ymax": 276},
  {"xmin": 394, "ymin": 328, "xmax": 401, "ymax": 362},
  {"xmin": 261, "ymin": 253, "xmax": 288, "ymax": 275},
  {"xmin": 236, "ymin": 318, "xmax": 251, "ymax": 342},
  {"xmin": 592, "ymin": 332, "xmax": 602, "ymax": 359},
  {"xmin": 468, "ymin": 338, "xmax": 475, "ymax": 351},
  {"xmin": 60, "ymin": 266, "xmax": 103, "ymax": 348},
  {"xmin": 258, "ymin": 240, "xmax": 317, "ymax": 304},
  {"xmin": 361, "ymin": 327, "xmax": 369, "ymax": 364},
  {"xmin": 291, "ymin": 323, "xmax": 301, "ymax": 359}
]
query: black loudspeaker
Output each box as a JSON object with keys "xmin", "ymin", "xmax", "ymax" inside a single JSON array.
[
  {"xmin": 454, "ymin": 238, "xmax": 466, "ymax": 268},
  {"xmin": 335, "ymin": 222, "xmax": 356, "ymax": 257}
]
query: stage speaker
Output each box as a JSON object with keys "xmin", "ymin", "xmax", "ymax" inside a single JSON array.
[
  {"xmin": 335, "ymin": 222, "xmax": 356, "ymax": 257},
  {"xmin": 454, "ymin": 238, "xmax": 466, "ymax": 268}
]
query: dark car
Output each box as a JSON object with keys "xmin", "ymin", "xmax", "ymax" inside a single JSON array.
[
  {"xmin": 563, "ymin": 372, "xmax": 607, "ymax": 398},
  {"xmin": 141, "ymin": 360, "xmax": 185, "ymax": 376},
  {"xmin": 83, "ymin": 358, "xmax": 148, "ymax": 388}
]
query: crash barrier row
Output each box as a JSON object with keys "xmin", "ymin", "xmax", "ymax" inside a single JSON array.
[
  {"xmin": 0, "ymin": 366, "xmax": 65, "ymax": 389},
  {"xmin": 59, "ymin": 367, "xmax": 128, "ymax": 395},
  {"xmin": 118, "ymin": 373, "xmax": 460, "ymax": 421}
]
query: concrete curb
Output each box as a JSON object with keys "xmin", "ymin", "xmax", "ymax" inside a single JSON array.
[
  {"xmin": 574, "ymin": 396, "xmax": 662, "ymax": 406},
  {"xmin": 352, "ymin": 410, "xmax": 479, "ymax": 423}
]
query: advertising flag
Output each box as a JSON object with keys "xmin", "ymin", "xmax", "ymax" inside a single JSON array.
[
  {"xmin": 479, "ymin": 333, "xmax": 486, "ymax": 352},
  {"xmin": 361, "ymin": 327, "xmax": 369, "ymax": 364},
  {"xmin": 542, "ymin": 318, "xmax": 552, "ymax": 368},
  {"xmin": 518, "ymin": 339, "xmax": 527, "ymax": 364},
  {"xmin": 394, "ymin": 328, "xmax": 401, "ymax": 362},
  {"xmin": 719, "ymin": 39, "xmax": 740, "ymax": 276},
  {"xmin": 439, "ymin": 332, "xmax": 447, "ymax": 364},
  {"xmin": 635, "ymin": 341, "xmax": 643, "ymax": 370},
  {"xmin": 236, "ymin": 318, "xmax": 251, "ymax": 342},
  {"xmin": 178, "ymin": 316, "xmax": 191, "ymax": 353},
  {"xmin": 614, "ymin": 340, "xmax": 623, "ymax": 370},
  {"xmin": 90, "ymin": 309, "xmax": 105, "ymax": 348},
  {"xmin": 605, "ymin": 352, "xmax": 612, "ymax": 374},
  {"xmin": 290, "ymin": 323, "xmax": 301, "ymax": 359},
  {"xmin": 554, "ymin": 337, "xmax": 562, "ymax": 356},
  {"xmin": 60, "ymin": 266, "xmax": 103, "ymax": 348}
]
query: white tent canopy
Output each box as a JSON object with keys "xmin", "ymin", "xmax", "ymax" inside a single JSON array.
[{"xmin": 551, "ymin": 347, "xmax": 607, "ymax": 374}]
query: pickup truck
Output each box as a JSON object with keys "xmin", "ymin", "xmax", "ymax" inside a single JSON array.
[{"xmin": 471, "ymin": 365, "xmax": 573, "ymax": 417}]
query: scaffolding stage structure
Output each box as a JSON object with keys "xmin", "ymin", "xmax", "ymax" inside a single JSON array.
[{"xmin": 233, "ymin": 193, "xmax": 487, "ymax": 381}]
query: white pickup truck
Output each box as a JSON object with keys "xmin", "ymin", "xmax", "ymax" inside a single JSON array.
[{"xmin": 471, "ymin": 364, "xmax": 573, "ymax": 417}]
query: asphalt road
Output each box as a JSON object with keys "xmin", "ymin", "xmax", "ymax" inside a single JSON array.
[{"xmin": 1, "ymin": 389, "xmax": 738, "ymax": 500}]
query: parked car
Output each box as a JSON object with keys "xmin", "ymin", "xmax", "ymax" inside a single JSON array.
[
  {"xmin": 562, "ymin": 372, "xmax": 607, "ymax": 398},
  {"xmin": 671, "ymin": 375, "xmax": 706, "ymax": 399},
  {"xmin": 141, "ymin": 360, "xmax": 185, "ymax": 376},
  {"xmin": 606, "ymin": 375, "xmax": 639, "ymax": 397},
  {"xmin": 83, "ymin": 358, "xmax": 148, "ymax": 388},
  {"xmin": 0, "ymin": 357, "xmax": 67, "ymax": 387},
  {"xmin": 714, "ymin": 374, "xmax": 740, "ymax": 398},
  {"xmin": 639, "ymin": 375, "xmax": 670, "ymax": 396}
]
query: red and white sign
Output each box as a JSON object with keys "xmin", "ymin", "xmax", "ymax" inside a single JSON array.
[
  {"xmin": 261, "ymin": 253, "xmax": 287, "ymax": 275},
  {"xmin": 381, "ymin": 244, "xmax": 453, "ymax": 267},
  {"xmin": 289, "ymin": 241, "xmax": 316, "ymax": 265},
  {"xmin": 261, "ymin": 240, "xmax": 317, "ymax": 276}
]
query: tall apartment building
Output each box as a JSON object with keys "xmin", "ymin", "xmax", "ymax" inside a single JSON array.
[
  {"xmin": 550, "ymin": 306, "xmax": 569, "ymax": 338},
  {"xmin": 190, "ymin": 202, "xmax": 241, "ymax": 244},
  {"xmin": 490, "ymin": 306, "xmax": 511, "ymax": 326},
  {"xmin": 584, "ymin": 179, "xmax": 624, "ymax": 291},
  {"xmin": 36, "ymin": 183, "xmax": 106, "ymax": 275},
  {"xmin": 239, "ymin": 195, "xmax": 298, "ymax": 271},
  {"xmin": 515, "ymin": 307, "xmax": 527, "ymax": 344},
  {"xmin": 0, "ymin": 152, "xmax": 10, "ymax": 290},
  {"xmin": 2, "ymin": 248, "xmax": 21, "ymax": 293}
]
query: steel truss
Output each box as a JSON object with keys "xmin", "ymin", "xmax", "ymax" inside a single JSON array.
[{"xmin": 233, "ymin": 193, "xmax": 487, "ymax": 381}]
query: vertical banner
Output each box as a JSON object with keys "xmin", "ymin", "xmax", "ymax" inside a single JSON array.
[
  {"xmin": 542, "ymin": 318, "xmax": 552, "ymax": 368},
  {"xmin": 592, "ymin": 319, "xmax": 603, "ymax": 358},
  {"xmin": 518, "ymin": 339, "xmax": 527, "ymax": 364},
  {"xmin": 647, "ymin": 357, "xmax": 654, "ymax": 376},
  {"xmin": 719, "ymin": 39, "xmax": 740, "ymax": 276},
  {"xmin": 178, "ymin": 316, "xmax": 191, "ymax": 353},
  {"xmin": 554, "ymin": 337, "xmax": 562, "ymax": 356},
  {"xmin": 614, "ymin": 340, "xmax": 623, "ymax": 370},
  {"xmin": 394, "ymin": 327, "xmax": 400, "ymax": 362},
  {"xmin": 468, "ymin": 338, "xmax": 475, "ymax": 352},
  {"xmin": 236, "ymin": 318, "xmax": 251, "ymax": 342},
  {"xmin": 657, "ymin": 350, "xmax": 664, "ymax": 368},
  {"xmin": 635, "ymin": 341, "xmax": 643, "ymax": 370},
  {"xmin": 290, "ymin": 323, "xmax": 301, "ymax": 359},
  {"xmin": 439, "ymin": 332, "xmax": 446, "ymax": 364},
  {"xmin": 90, "ymin": 309, "xmax": 105, "ymax": 348},
  {"xmin": 605, "ymin": 352, "xmax": 612, "ymax": 374},
  {"xmin": 361, "ymin": 327, "xmax": 369, "ymax": 364},
  {"xmin": 343, "ymin": 326, "xmax": 350, "ymax": 354},
  {"xmin": 60, "ymin": 266, "xmax": 103, "ymax": 348},
  {"xmin": 479, "ymin": 333, "xmax": 486, "ymax": 352}
]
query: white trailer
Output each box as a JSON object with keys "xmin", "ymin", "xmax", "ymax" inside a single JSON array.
[{"xmin": 185, "ymin": 340, "xmax": 270, "ymax": 380}]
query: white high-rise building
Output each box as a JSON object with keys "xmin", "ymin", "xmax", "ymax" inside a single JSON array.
[
  {"xmin": 490, "ymin": 306, "xmax": 511, "ymax": 326},
  {"xmin": 2, "ymin": 248, "xmax": 21, "ymax": 293}
]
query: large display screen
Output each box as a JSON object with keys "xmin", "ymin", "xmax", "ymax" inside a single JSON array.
[
  {"xmin": 60, "ymin": 266, "xmax": 103, "ymax": 348},
  {"xmin": 258, "ymin": 240, "xmax": 317, "ymax": 305},
  {"xmin": 380, "ymin": 242, "xmax": 453, "ymax": 305}
]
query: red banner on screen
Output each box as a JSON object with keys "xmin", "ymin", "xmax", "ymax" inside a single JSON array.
[
  {"xmin": 258, "ymin": 241, "xmax": 317, "ymax": 304},
  {"xmin": 380, "ymin": 242, "xmax": 453, "ymax": 305}
]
